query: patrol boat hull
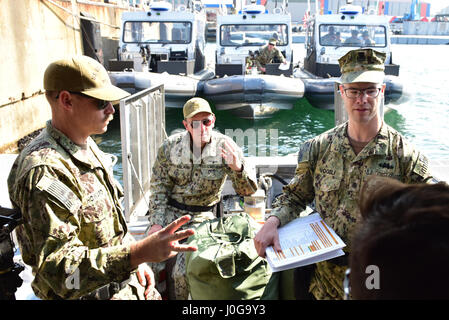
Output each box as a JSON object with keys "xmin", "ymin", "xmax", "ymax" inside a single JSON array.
[
  {"xmin": 109, "ymin": 70, "xmax": 214, "ymax": 108},
  {"xmin": 202, "ymin": 74, "xmax": 305, "ymax": 119},
  {"xmin": 298, "ymin": 72, "xmax": 405, "ymax": 110}
]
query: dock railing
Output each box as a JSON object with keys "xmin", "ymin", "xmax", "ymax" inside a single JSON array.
[{"xmin": 120, "ymin": 85, "xmax": 166, "ymax": 223}]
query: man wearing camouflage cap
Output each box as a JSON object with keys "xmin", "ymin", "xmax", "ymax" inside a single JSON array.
[
  {"xmin": 254, "ymin": 49, "xmax": 433, "ymax": 299},
  {"xmin": 147, "ymin": 97, "xmax": 258, "ymax": 299},
  {"xmin": 8, "ymin": 55, "xmax": 197, "ymax": 300},
  {"xmin": 254, "ymin": 38, "xmax": 287, "ymax": 73}
]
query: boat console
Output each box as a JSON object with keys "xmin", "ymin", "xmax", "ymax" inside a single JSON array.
[
  {"xmin": 303, "ymin": 3, "xmax": 399, "ymax": 78},
  {"xmin": 214, "ymin": 1, "xmax": 293, "ymax": 77},
  {"xmin": 297, "ymin": 0, "xmax": 404, "ymax": 109},
  {"xmin": 111, "ymin": 0, "xmax": 207, "ymax": 76}
]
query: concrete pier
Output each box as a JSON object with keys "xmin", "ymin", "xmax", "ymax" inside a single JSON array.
[{"xmin": 391, "ymin": 34, "xmax": 449, "ymax": 45}]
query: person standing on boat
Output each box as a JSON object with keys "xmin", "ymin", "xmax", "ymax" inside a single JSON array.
[
  {"xmin": 362, "ymin": 30, "xmax": 375, "ymax": 46},
  {"xmin": 254, "ymin": 38, "xmax": 287, "ymax": 74},
  {"xmin": 7, "ymin": 56, "xmax": 197, "ymax": 300},
  {"xmin": 344, "ymin": 29, "xmax": 363, "ymax": 46},
  {"xmin": 321, "ymin": 26, "xmax": 339, "ymax": 46},
  {"xmin": 146, "ymin": 97, "xmax": 258, "ymax": 299},
  {"xmin": 335, "ymin": 32, "xmax": 342, "ymax": 45},
  {"xmin": 253, "ymin": 48, "xmax": 433, "ymax": 300}
]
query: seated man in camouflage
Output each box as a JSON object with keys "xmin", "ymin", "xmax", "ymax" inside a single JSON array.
[
  {"xmin": 254, "ymin": 38, "xmax": 287, "ymax": 74},
  {"xmin": 321, "ymin": 26, "xmax": 338, "ymax": 46},
  {"xmin": 245, "ymin": 50, "xmax": 258, "ymax": 74},
  {"xmin": 344, "ymin": 29, "xmax": 363, "ymax": 46},
  {"xmin": 254, "ymin": 49, "xmax": 433, "ymax": 300},
  {"xmin": 8, "ymin": 56, "xmax": 197, "ymax": 300},
  {"xmin": 147, "ymin": 97, "xmax": 258, "ymax": 299},
  {"xmin": 362, "ymin": 31, "xmax": 375, "ymax": 46}
]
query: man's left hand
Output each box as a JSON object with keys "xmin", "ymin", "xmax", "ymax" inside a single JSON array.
[
  {"xmin": 136, "ymin": 263, "xmax": 156, "ymax": 300},
  {"xmin": 220, "ymin": 140, "xmax": 242, "ymax": 172}
]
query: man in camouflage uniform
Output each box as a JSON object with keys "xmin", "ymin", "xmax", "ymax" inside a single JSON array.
[
  {"xmin": 7, "ymin": 56, "xmax": 196, "ymax": 300},
  {"xmin": 254, "ymin": 38, "xmax": 287, "ymax": 74},
  {"xmin": 147, "ymin": 97, "xmax": 258, "ymax": 299},
  {"xmin": 245, "ymin": 51, "xmax": 258, "ymax": 74},
  {"xmin": 254, "ymin": 49, "xmax": 433, "ymax": 300}
]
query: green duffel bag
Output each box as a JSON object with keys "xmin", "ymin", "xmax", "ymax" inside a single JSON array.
[{"xmin": 185, "ymin": 212, "xmax": 279, "ymax": 300}]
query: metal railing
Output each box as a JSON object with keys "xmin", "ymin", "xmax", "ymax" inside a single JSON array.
[{"xmin": 120, "ymin": 84, "xmax": 166, "ymax": 222}]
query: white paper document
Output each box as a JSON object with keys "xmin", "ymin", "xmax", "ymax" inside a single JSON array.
[
  {"xmin": 265, "ymin": 213, "xmax": 346, "ymax": 272},
  {"xmin": 278, "ymin": 61, "xmax": 290, "ymax": 70}
]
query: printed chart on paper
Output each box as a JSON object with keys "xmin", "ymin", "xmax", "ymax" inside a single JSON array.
[{"xmin": 265, "ymin": 213, "xmax": 346, "ymax": 272}]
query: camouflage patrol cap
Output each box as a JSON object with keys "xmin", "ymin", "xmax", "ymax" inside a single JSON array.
[
  {"xmin": 268, "ymin": 38, "xmax": 277, "ymax": 45},
  {"xmin": 183, "ymin": 97, "xmax": 213, "ymax": 119},
  {"xmin": 338, "ymin": 49, "xmax": 386, "ymax": 84},
  {"xmin": 44, "ymin": 55, "xmax": 130, "ymax": 101}
]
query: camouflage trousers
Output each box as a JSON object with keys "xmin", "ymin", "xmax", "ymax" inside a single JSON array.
[
  {"xmin": 148, "ymin": 207, "xmax": 216, "ymax": 299},
  {"xmin": 309, "ymin": 260, "xmax": 347, "ymax": 300},
  {"xmin": 173, "ymin": 252, "xmax": 189, "ymax": 300},
  {"xmin": 109, "ymin": 271, "xmax": 162, "ymax": 300},
  {"xmin": 150, "ymin": 252, "xmax": 188, "ymax": 300}
]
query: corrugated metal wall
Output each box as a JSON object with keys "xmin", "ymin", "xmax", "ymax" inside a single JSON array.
[{"xmin": 0, "ymin": 0, "xmax": 136, "ymax": 152}]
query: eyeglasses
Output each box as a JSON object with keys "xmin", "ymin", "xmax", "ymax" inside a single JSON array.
[
  {"xmin": 343, "ymin": 87, "xmax": 381, "ymax": 99},
  {"xmin": 343, "ymin": 268, "xmax": 351, "ymax": 300},
  {"xmin": 56, "ymin": 91, "xmax": 110, "ymax": 110},
  {"xmin": 188, "ymin": 118, "xmax": 214, "ymax": 128}
]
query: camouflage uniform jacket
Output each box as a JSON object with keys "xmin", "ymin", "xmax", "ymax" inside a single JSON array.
[
  {"xmin": 270, "ymin": 121, "xmax": 432, "ymax": 299},
  {"xmin": 148, "ymin": 130, "xmax": 257, "ymax": 227},
  {"xmin": 255, "ymin": 44, "xmax": 286, "ymax": 70},
  {"xmin": 8, "ymin": 121, "xmax": 143, "ymax": 300},
  {"xmin": 245, "ymin": 56, "xmax": 256, "ymax": 74}
]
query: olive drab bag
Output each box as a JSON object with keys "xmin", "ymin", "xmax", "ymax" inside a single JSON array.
[{"xmin": 185, "ymin": 213, "xmax": 279, "ymax": 300}]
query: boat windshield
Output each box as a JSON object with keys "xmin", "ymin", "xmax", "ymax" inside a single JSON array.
[
  {"xmin": 434, "ymin": 14, "xmax": 449, "ymax": 22},
  {"xmin": 319, "ymin": 24, "xmax": 386, "ymax": 47},
  {"xmin": 220, "ymin": 24, "xmax": 288, "ymax": 47},
  {"xmin": 123, "ymin": 21, "xmax": 192, "ymax": 44}
]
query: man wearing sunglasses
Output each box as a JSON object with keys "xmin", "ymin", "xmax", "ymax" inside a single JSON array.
[
  {"xmin": 254, "ymin": 49, "xmax": 433, "ymax": 300},
  {"xmin": 147, "ymin": 97, "xmax": 258, "ymax": 299},
  {"xmin": 8, "ymin": 56, "xmax": 197, "ymax": 300}
]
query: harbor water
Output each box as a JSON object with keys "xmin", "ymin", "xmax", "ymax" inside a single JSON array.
[{"xmin": 96, "ymin": 44, "xmax": 449, "ymax": 185}]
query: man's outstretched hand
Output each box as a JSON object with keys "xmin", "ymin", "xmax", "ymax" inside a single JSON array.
[{"xmin": 131, "ymin": 215, "xmax": 197, "ymax": 268}]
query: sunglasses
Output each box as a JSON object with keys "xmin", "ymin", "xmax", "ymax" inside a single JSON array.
[
  {"xmin": 188, "ymin": 118, "xmax": 214, "ymax": 128},
  {"xmin": 56, "ymin": 91, "xmax": 110, "ymax": 110}
]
